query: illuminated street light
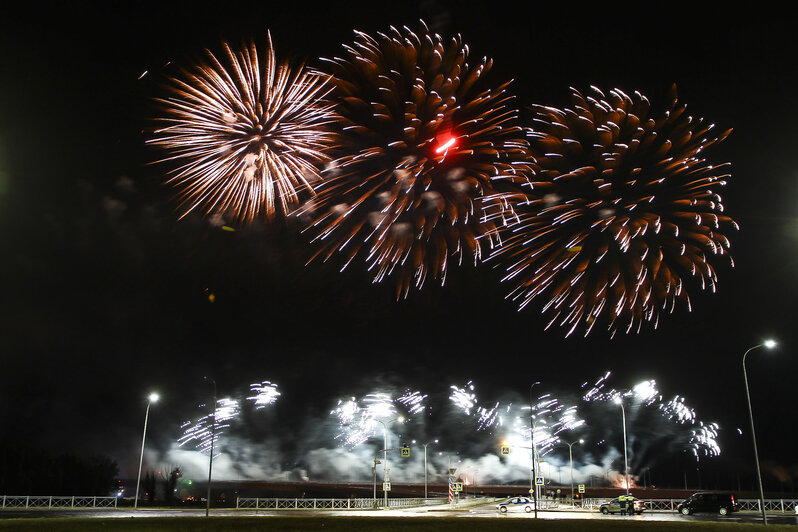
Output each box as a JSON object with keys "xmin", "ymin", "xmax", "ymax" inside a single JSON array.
[
  {"xmin": 613, "ymin": 396, "xmax": 630, "ymax": 496},
  {"xmin": 134, "ymin": 392, "xmax": 159, "ymax": 510},
  {"xmin": 420, "ymin": 439, "xmax": 438, "ymax": 499},
  {"xmin": 374, "ymin": 416, "xmax": 404, "ymax": 509},
  {"xmin": 529, "ymin": 381, "xmax": 541, "ymax": 519},
  {"xmin": 565, "ymin": 439, "xmax": 584, "ymax": 507},
  {"xmin": 203, "ymin": 377, "xmax": 217, "ymax": 517},
  {"xmin": 742, "ymin": 339, "xmax": 777, "ymax": 525}
]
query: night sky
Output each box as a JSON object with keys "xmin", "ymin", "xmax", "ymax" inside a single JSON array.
[{"xmin": 1, "ymin": 2, "xmax": 797, "ymax": 491}]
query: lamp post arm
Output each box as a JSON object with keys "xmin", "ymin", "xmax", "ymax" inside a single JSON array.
[{"xmin": 134, "ymin": 401, "xmax": 151, "ymax": 510}]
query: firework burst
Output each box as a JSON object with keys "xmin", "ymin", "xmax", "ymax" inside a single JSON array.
[
  {"xmin": 149, "ymin": 32, "xmax": 335, "ymax": 222},
  {"xmin": 247, "ymin": 380, "xmax": 281, "ymax": 409},
  {"xmin": 177, "ymin": 379, "xmax": 281, "ymax": 457},
  {"xmin": 449, "ymin": 382, "xmax": 586, "ymax": 453},
  {"xmin": 303, "ymin": 21, "xmax": 531, "ymax": 297},
  {"xmin": 581, "ymin": 374, "xmax": 721, "ymax": 458},
  {"xmin": 491, "ymin": 85, "xmax": 735, "ymax": 336},
  {"xmin": 178, "ymin": 398, "xmax": 241, "ymax": 456},
  {"xmin": 331, "ymin": 390, "xmax": 427, "ymax": 448}
]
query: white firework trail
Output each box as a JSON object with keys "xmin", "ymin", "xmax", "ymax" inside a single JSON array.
[
  {"xmin": 449, "ymin": 383, "xmax": 477, "ymax": 416},
  {"xmin": 248, "ymin": 381, "xmax": 281, "ymax": 409},
  {"xmin": 178, "ymin": 398, "xmax": 241, "ymax": 457},
  {"xmin": 397, "ymin": 390, "xmax": 427, "ymax": 415},
  {"xmin": 177, "ymin": 378, "xmax": 281, "ymax": 457}
]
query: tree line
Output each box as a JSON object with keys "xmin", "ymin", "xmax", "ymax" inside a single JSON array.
[{"xmin": 0, "ymin": 441, "xmax": 118, "ymax": 495}]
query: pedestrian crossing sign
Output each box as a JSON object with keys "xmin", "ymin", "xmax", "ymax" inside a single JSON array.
[
  {"xmin": 500, "ymin": 446, "xmax": 510, "ymax": 455},
  {"xmin": 453, "ymin": 482, "xmax": 463, "ymax": 492},
  {"xmin": 535, "ymin": 476, "xmax": 545, "ymax": 486},
  {"xmin": 400, "ymin": 447, "xmax": 410, "ymax": 457},
  {"xmin": 383, "ymin": 482, "xmax": 391, "ymax": 491}
]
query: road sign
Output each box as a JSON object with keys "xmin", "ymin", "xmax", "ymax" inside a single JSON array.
[
  {"xmin": 500, "ymin": 446, "xmax": 510, "ymax": 455},
  {"xmin": 578, "ymin": 484, "xmax": 585, "ymax": 493},
  {"xmin": 448, "ymin": 468, "xmax": 457, "ymax": 476},
  {"xmin": 383, "ymin": 482, "xmax": 391, "ymax": 491},
  {"xmin": 453, "ymin": 482, "xmax": 463, "ymax": 492},
  {"xmin": 535, "ymin": 476, "xmax": 545, "ymax": 486},
  {"xmin": 400, "ymin": 447, "xmax": 410, "ymax": 457}
]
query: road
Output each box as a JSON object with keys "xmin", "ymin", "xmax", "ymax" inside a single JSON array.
[{"xmin": 2, "ymin": 502, "xmax": 798, "ymax": 525}]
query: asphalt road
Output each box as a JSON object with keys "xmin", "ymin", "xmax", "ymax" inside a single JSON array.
[{"xmin": 2, "ymin": 504, "xmax": 798, "ymax": 525}]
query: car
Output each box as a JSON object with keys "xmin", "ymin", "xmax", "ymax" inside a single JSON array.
[
  {"xmin": 496, "ymin": 496, "xmax": 535, "ymax": 513},
  {"xmin": 599, "ymin": 497, "xmax": 646, "ymax": 515},
  {"xmin": 677, "ymin": 492, "xmax": 738, "ymax": 516}
]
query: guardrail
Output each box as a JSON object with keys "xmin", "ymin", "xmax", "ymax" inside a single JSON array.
[
  {"xmin": 236, "ymin": 497, "xmax": 450, "ymax": 510},
  {"xmin": 580, "ymin": 498, "xmax": 798, "ymax": 513},
  {"xmin": 1, "ymin": 496, "xmax": 118, "ymax": 509}
]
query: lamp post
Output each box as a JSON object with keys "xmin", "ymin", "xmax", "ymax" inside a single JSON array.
[
  {"xmin": 421, "ymin": 439, "xmax": 438, "ymax": 499},
  {"xmin": 134, "ymin": 392, "xmax": 159, "ymax": 510},
  {"xmin": 375, "ymin": 419, "xmax": 389, "ymax": 509},
  {"xmin": 529, "ymin": 382, "xmax": 541, "ymax": 518},
  {"xmin": 566, "ymin": 439, "xmax": 584, "ymax": 507},
  {"xmin": 743, "ymin": 339, "xmax": 777, "ymax": 525},
  {"xmin": 372, "ymin": 455, "xmax": 381, "ymax": 507},
  {"xmin": 203, "ymin": 376, "xmax": 217, "ymax": 517},
  {"xmin": 614, "ymin": 396, "xmax": 630, "ymax": 496}
]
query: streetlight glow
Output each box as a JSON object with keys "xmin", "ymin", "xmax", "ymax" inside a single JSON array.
[
  {"xmin": 148, "ymin": 393, "xmax": 160, "ymax": 403},
  {"xmin": 764, "ymin": 339, "xmax": 777, "ymax": 349}
]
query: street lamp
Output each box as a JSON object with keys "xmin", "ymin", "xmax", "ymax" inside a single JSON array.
[
  {"xmin": 203, "ymin": 376, "xmax": 217, "ymax": 518},
  {"xmin": 743, "ymin": 339, "xmax": 777, "ymax": 525},
  {"xmin": 134, "ymin": 392, "xmax": 159, "ymax": 510},
  {"xmin": 420, "ymin": 439, "xmax": 438, "ymax": 499},
  {"xmin": 372, "ymin": 455, "xmax": 381, "ymax": 507},
  {"xmin": 374, "ymin": 417, "xmax": 403, "ymax": 509},
  {"xmin": 565, "ymin": 439, "xmax": 584, "ymax": 507},
  {"xmin": 613, "ymin": 396, "xmax": 630, "ymax": 496},
  {"xmin": 529, "ymin": 382, "xmax": 541, "ymax": 518}
]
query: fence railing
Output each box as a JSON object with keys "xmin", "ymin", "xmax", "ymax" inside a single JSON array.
[
  {"xmin": 580, "ymin": 498, "xmax": 798, "ymax": 513},
  {"xmin": 1, "ymin": 496, "xmax": 118, "ymax": 509},
  {"xmin": 236, "ymin": 497, "xmax": 450, "ymax": 510}
]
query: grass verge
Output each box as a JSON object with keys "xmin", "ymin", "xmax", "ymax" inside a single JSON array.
[{"xmin": 0, "ymin": 516, "xmax": 796, "ymax": 532}]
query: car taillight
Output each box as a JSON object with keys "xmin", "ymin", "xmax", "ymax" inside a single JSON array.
[{"xmin": 731, "ymin": 495, "xmax": 736, "ymax": 504}]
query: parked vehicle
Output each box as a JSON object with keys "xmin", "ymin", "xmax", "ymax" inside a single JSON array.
[
  {"xmin": 496, "ymin": 496, "xmax": 535, "ymax": 513},
  {"xmin": 677, "ymin": 492, "xmax": 738, "ymax": 516},
  {"xmin": 599, "ymin": 497, "xmax": 646, "ymax": 515}
]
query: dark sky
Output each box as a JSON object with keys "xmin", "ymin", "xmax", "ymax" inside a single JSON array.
[{"xmin": 1, "ymin": 1, "xmax": 797, "ymax": 490}]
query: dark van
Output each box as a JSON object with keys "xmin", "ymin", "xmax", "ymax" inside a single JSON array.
[{"xmin": 677, "ymin": 492, "xmax": 738, "ymax": 516}]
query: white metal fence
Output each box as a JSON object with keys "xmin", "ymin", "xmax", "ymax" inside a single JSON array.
[
  {"xmin": 1, "ymin": 496, "xmax": 118, "ymax": 509},
  {"xmin": 236, "ymin": 497, "xmax": 449, "ymax": 510},
  {"xmin": 581, "ymin": 498, "xmax": 798, "ymax": 513}
]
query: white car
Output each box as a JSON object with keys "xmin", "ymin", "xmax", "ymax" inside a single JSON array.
[{"xmin": 496, "ymin": 496, "xmax": 535, "ymax": 513}]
